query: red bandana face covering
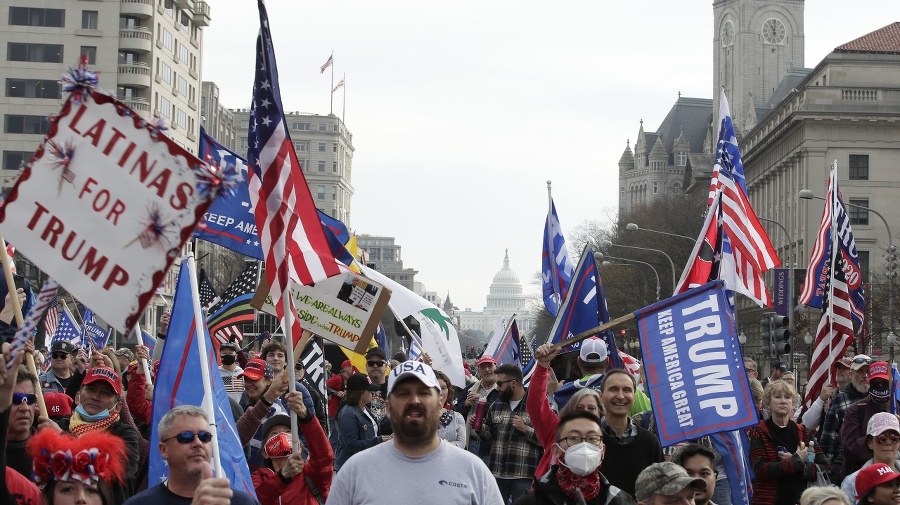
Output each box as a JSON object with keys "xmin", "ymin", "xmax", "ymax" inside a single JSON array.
[
  {"xmin": 556, "ymin": 460, "xmax": 602, "ymax": 501},
  {"xmin": 264, "ymin": 432, "xmax": 292, "ymax": 459}
]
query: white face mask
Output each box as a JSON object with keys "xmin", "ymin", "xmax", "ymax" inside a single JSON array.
[{"xmin": 558, "ymin": 442, "xmax": 604, "ymax": 476}]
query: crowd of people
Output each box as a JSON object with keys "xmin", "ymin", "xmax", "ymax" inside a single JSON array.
[{"xmin": 4, "ymin": 293, "xmax": 900, "ymax": 505}]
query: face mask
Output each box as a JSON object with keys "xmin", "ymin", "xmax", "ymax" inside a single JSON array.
[
  {"xmin": 221, "ymin": 355, "xmax": 237, "ymax": 366},
  {"xmin": 264, "ymin": 432, "xmax": 292, "ymax": 459},
  {"xmin": 870, "ymin": 386, "xmax": 890, "ymax": 403},
  {"xmin": 558, "ymin": 442, "xmax": 603, "ymax": 476},
  {"xmin": 75, "ymin": 403, "xmax": 110, "ymax": 422}
]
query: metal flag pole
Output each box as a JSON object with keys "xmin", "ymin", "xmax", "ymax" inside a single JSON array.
[
  {"xmin": 282, "ymin": 292, "xmax": 300, "ymax": 449},
  {"xmin": 341, "ymin": 73, "xmax": 346, "ymax": 124},
  {"xmin": 827, "ymin": 161, "xmax": 839, "ymax": 383},
  {"xmin": 329, "ymin": 50, "xmax": 334, "ymax": 114}
]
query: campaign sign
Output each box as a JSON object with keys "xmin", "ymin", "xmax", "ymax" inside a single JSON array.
[
  {"xmin": 0, "ymin": 91, "xmax": 216, "ymax": 332},
  {"xmin": 635, "ymin": 280, "xmax": 757, "ymax": 446},
  {"xmin": 251, "ymin": 271, "xmax": 391, "ymax": 354}
]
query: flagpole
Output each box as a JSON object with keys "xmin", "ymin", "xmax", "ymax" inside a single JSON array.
[
  {"xmin": 329, "ymin": 50, "xmax": 334, "ymax": 115},
  {"xmin": 546, "ymin": 180, "xmax": 562, "ymax": 307},
  {"xmin": 131, "ymin": 323, "xmax": 153, "ymax": 385},
  {"xmin": 827, "ymin": 161, "xmax": 839, "ymax": 383},
  {"xmin": 281, "ymin": 290, "xmax": 300, "ymax": 449},
  {"xmin": 185, "ymin": 254, "xmax": 224, "ymax": 477},
  {"xmin": 341, "ymin": 73, "xmax": 346, "ymax": 124}
]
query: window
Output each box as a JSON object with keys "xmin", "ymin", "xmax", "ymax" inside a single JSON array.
[
  {"xmin": 333, "ymin": 143, "xmax": 338, "ymax": 153},
  {"xmin": 294, "ymin": 141, "xmax": 306, "ymax": 152},
  {"xmin": 158, "ymin": 96, "xmax": 171, "ymax": 118},
  {"xmin": 6, "ymin": 79, "xmax": 60, "ymax": 99},
  {"xmin": 849, "ymin": 155, "xmax": 869, "ymax": 181},
  {"xmin": 120, "ymin": 16, "xmax": 141, "ymax": 29},
  {"xmin": 80, "ymin": 46, "xmax": 97, "ymax": 65},
  {"xmin": 318, "ymin": 123, "xmax": 326, "ymax": 132},
  {"xmin": 164, "ymin": 0, "xmax": 174, "ymax": 17},
  {"xmin": 653, "ymin": 182, "xmax": 659, "ymax": 194},
  {"xmin": 177, "ymin": 76, "xmax": 188, "ymax": 96},
  {"xmin": 180, "ymin": 11, "xmax": 190, "ymax": 30},
  {"xmin": 159, "ymin": 61, "xmax": 172, "ymax": 84},
  {"xmin": 848, "ymin": 198, "xmax": 869, "ymax": 226},
  {"xmin": 292, "ymin": 122, "xmax": 310, "ymax": 131},
  {"xmin": 161, "ymin": 28, "xmax": 173, "ymax": 51},
  {"xmin": 5, "ymin": 115, "xmax": 49, "ymax": 134},
  {"xmin": 317, "ymin": 161, "xmax": 325, "ymax": 172},
  {"xmin": 119, "ymin": 51, "xmax": 139, "ymax": 64},
  {"xmin": 333, "ymin": 125, "xmax": 339, "ymax": 132},
  {"xmin": 7, "ymin": 43, "xmax": 64, "ymax": 63},
  {"xmin": 318, "ymin": 142, "xmax": 326, "ymax": 152},
  {"xmin": 676, "ymin": 151, "xmax": 687, "ymax": 167},
  {"xmin": 177, "ymin": 109, "xmax": 187, "ymax": 129},
  {"xmin": 240, "ymin": 120, "xmax": 249, "ymax": 129},
  {"xmin": 332, "ymin": 162, "xmax": 337, "ymax": 173},
  {"xmin": 178, "ymin": 44, "xmax": 189, "ymax": 64},
  {"xmin": 9, "ymin": 7, "xmax": 65, "ymax": 27},
  {"xmin": 3, "ymin": 151, "xmax": 33, "ymax": 169},
  {"xmin": 857, "ymin": 250, "xmax": 870, "ymax": 276},
  {"xmin": 317, "ymin": 185, "xmax": 325, "ymax": 199},
  {"xmin": 82, "ymin": 10, "xmax": 98, "ymax": 29},
  {"xmin": 332, "ymin": 186, "xmax": 337, "ymax": 200},
  {"xmin": 117, "ymin": 86, "xmax": 138, "ymax": 100}
]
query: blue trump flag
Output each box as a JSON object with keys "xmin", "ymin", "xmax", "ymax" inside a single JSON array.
[
  {"xmin": 493, "ymin": 319, "xmax": 521, "ymax": 367},
  {"xmin": 710, "ymin": 429, "xmax": 754, "ymax": 505},
  {"xmin": 149, "ymin": 258, "xmax": 256, "ymax": 497},
  {"xmin": 541, "ymin": 196, "xmax": 573, "ymax": 317},
  {"xmin": 635, "ymin": 280, "xmax": 757, "ymax": 446},
  {"xmin": 546, "ymin": 248, "xmax": 620, "ymax": 362},
  {"xmin": 82, "ymin": 308, "xmax": 110, "ymax": 350},
  {"xmin": 891, "ymin": 363, "xmax": 900, "ymax": 415}
]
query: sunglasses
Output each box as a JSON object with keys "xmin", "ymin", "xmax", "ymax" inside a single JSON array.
[
  {"xmin": 366, "ymin": 360, "xmax": 386, "ymax": 368},
  {"xmin": 294, "ymin": 364, "xmax": 304, "ymax": 370},
  {"xmin": 852, "ymin": 357, "xmax": 874, "ymax": 365},
  {"xmin": 875, "ymin": 433, "xmax": 900, "ymax": 445},
  {"xmin": 163, "ymin": 431, "xmax": 213, "ymax": 444},
  {"xmin": 495, "ymin": 379, "xmax": 516, "ymax": 387},
  {"xmin": 51, "ymin": 352, "xmax": 70, "ymax": 360},
  {"xmin": 13, "ymin": 393, "xmax": 37, "ymax": 405}
]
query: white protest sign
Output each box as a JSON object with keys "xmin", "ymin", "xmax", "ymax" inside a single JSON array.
[
  {"xmin": 0, "ymin": 91, "xmax": 218, "ymax": 332},
  {"xmin": 252, "ymin": 271, "xmax": 391, "ymax": 354}
]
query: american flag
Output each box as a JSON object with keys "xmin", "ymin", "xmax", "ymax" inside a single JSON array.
[
  {"xmin": 207, "ymin": 261, "xmax": 260, "ymax": 344},
  {"xmin": 802, "ymin": 165, "xmax": 861, "ymax": 410},
  {"xmin": 247, "ymin": 2, "xmax": 341, "ymax": 343},
  {"xmin": 198, "ymin": 268, "xmax": 221, "ymax": 311},
  {"xmin": 43, "ymin": 296, "xmax": 59, "ymax": 338},
  {"xmin": 408, "ymin": 329, "xmax": 425, "ymax": 362},
  {"xmin": 52, "ymin": 303, "xmax": 82, "ymax": 346},
  {"xmin": 320, "ymin": 54, "xmax": 333, "ymax": 74},
  {"xmin": 706, "ymin": 89, "xmax": 779, "ymax": 306},
  {"xmin": 332, "ymin": 79, "xmax": 344, "ymax": 93}
]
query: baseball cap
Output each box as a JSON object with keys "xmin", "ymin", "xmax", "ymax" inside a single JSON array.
[
  {"xmin": 346, "ymin": 373, "xmax": 381, "ymax": 392},
  {"xmin": 365, "ymin": 347, "xmax": 387, "ymax": 360},
  {"xmin": 868, "ymin": 361, "xmax": 890, "ymax": 382},
  {"xmin": 771, "ymin": 360, "xmax": 787, "ymax": 372},
  {"xmin": 635, "ymin": 462, "xmax": 706, "ymax": 503},
  {"xmin": 387, "ymin": 360, "xmax": 439, "ymax": 395},
  {"xmin": 340, "ymin": 359, "xmax": 353, "ymax": 370},
  {"xmin": 856, "ymin": 463, "xmax": 900, "ymax": 499},
  {"xmin": 836, "ymin": 356, "xmax": 853, "ymax": 369},
  {"xmin": 50, "ymin": 341, "xmax": 76, "ymax": 354},
  {"xmin": 476, "ymin": 355, "xmax": 496, "ymax": 366},
  {"xmin": 219, "ymin": 341, "xmax": 238, "ymax": 352},
  {"xmin": 867, "ymin": 412, "xmax": 900, "ymax": 438},
  {"xmin": 240, "ymin": 358, "xmax": 274, "ymax": 381},
  {"xmin": 580, "ymin": 338, "xmax": 608, "ymax": 364},
  {"xmin": 81, "ymin": 367, "xmax": 122, "ymax": 396},
  {"xmin": 43, "ymin": 392, "xmax": 74, "ymax": 417},
  {"xmin": 261, "ymin": 414, "xmax": 291, "ymax": 440},
  {"xmin": 113, "ymin": 348, "xmax": 134, "ymax": 361},
  {"xmin": 852, "ymin": 354, "xmax": 874, "ymax": 371}
]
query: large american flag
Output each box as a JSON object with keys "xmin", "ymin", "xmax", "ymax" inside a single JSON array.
[
  {"xmin": 198, "ymin": 268, "xmax": 220, "ymax": 311},
  {"xmin": 43, "ymin": 296, "xmax": 59, "ymax": 338},
  {"xmin": 247, "ymin": 1, "xmax": 340, "ymax": 340},
  {"xmin": 706, "ymin": 90, "xmax": 779, "ymax": 306},
  {"xmin": 207, "ymin": 261, "xmax": 260, "ymax": 344},
  {"xmin": 802, "ymin": 165, "xmax": 861, "ymax": 410}
]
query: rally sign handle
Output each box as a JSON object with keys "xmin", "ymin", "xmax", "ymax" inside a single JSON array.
[
  {"xmin": 0, "ymin": 235, "xmax": 48, "ymax": 418},
  {"xmin": 548, "ymin": 312, "xmax": 636, "ymax": 353}
]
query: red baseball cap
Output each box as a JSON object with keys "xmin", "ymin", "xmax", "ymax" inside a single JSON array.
[
  {"xmin": 43, "ymin": 392, "xmax": 74, "ymax": 417},
  {"xmin": 81, "ymin": 367, "xmax": 122, "ymax": 396},
  {"xmin": 868, "ymin": 361, "xmax": 890, "ymax": 382},
  {"xmin": 341, "ymin": 360, "xmax": 353, "ymax": 370},
  {"xmin": 477, "ymin": 355, "xmax": 496, "ymax": 366},
  {"xmin": 240, "ymin": 358, "xmax": 274, "ymax": 381},
  {"xmin": 856, "ymin": 463, "xmax": 900, "ymax": 499}
]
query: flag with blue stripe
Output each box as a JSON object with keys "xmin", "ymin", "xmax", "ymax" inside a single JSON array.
[
  {"xmin": 82, "ymin": 308, "xmax": 110, "ymax": 350},
  {"xmin": 710, "ymin": 430, "xmax": 754, "ymax": 505},
  {"xmin": 408, "ymin": 330, "xmax": 425, "ymax": 362},
  {"xmin": 493, "ymin": 319, "xmax": 521, "ymax": 367},
  {"xmin": 542, "ymin": 197, "xmax": 573, "ymax": 316},
  {"xmin": 891, "ymin": 363, "xmax": 900, "ymax": 415},
  {"xmin": 545, "ymin": 248, "xmax": 614, "ymax": 355}
]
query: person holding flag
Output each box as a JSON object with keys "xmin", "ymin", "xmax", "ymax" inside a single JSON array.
[{"xmin": 38, "ymin": 340, "xmax": 77, "ymax": 395}]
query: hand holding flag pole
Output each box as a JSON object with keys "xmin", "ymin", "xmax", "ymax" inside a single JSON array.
[
  {"xmin": 549, "ymin": 312, "xmax": 636, "ymax": 353},
  {"xmin": 0, "ymin": 233, "xmax": 47, "ymax": 418},
  {"xmin": 282, "ymin": 291, "xmax": 300, "ymax": 451},
  {"xmin": 131, "ymin": 323, "xmax": 153, "ymax": 386}
]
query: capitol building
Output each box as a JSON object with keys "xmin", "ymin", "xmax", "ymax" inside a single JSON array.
[{"xmin": 455, "ymin": 251, "xmax": 538, "ymax": 339}]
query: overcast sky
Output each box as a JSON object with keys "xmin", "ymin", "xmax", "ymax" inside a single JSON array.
[{"xmin": 202, "ymin": 1, "xmax": 898, "ymax": 312}]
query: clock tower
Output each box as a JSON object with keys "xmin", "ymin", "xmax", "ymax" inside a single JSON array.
[{"xmin": 713, "ymin": 0, "xmax": 804, "ymax": 130}]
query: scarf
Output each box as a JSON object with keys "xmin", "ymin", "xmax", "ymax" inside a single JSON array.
[
  {"xmin": 68, "ymin": 410, "xmax": 120, "ymax": 437},
  {"xmin": 556, "ymin": 464, "xmax": 601, "ymax": 502}
]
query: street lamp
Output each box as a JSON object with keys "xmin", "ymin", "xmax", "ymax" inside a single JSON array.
[
  {"xmin": 601, "ymin": 261, "xmax": 649, "ymax": 297},
  {"xmin": 596, "ymin": 252, "xmax": 660, "ymax": 301},
  {"xmin": 625, "ymin": 223, "xmax": 696, "ymax": 244},
  {"xmin": 602, "ymin": 240, "xmax": 677, "ymax": 294},
  {"xmin": 888, "ymin": 331, "xmax": 897, "ymax": 364},
  {"xmin": 799, "ymin": 189, "xmax": 896, "ymax": 344}
]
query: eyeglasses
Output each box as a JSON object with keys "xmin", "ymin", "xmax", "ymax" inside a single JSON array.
[
  {"xmin": 163, "ymin": 431, "xmax": 213, "ymax": 444},
  {"xmin": 557, "ymin": 435, "xmax": 603, "ymax": 447},
  {"xmin": 366, "ymin": 360, "xmax": 385, "ymax": 368},
  {"xmin": 875, "ymin": 433, "xmax": 900, "ymax": 445},
  {"xmin": 745, "ymin": 369, "xmax": 757, "ymax": 373},
  {"xmin": 495, "ymin": 379, "xmax": 516, "ymax": 387},
  {"xmin": 51, "ymin": 352, "xmax": 70, "ymax": 360},
  {"xmin": 13, "ymin": 393, "xmax": 37, "ymax": 405}
]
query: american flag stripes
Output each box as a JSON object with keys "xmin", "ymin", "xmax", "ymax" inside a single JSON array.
[
  {"xmin": 198, "ymin": 268, "xmax": 221, "ymax": 311},
  {"xmin": 53, "ymin": 303, "xmax": 82, "ymax": 346},
  {"xmin": 706, "ymin": 90, "xmax": 779, "ymax": 307},
  {"xmin": 320, "ymin": 54, "xmax": 333, "ymax": 74},
  {"xmin": 408, "ymin": 330, "xmax": 425, "ymax": 362},
  {"xmin": 206, "ymin": 261, "xmax": 260, "ymax": 344},
  {"xmin": 248, "ymin": 2, "xmax": 341, "ymax": 337},
  {"xmin": 332, "ymin": 79, "xmax": 344, "ymax": 93},
  {"xmin": 43, "ymin": 296, "xmax": 59, "ymax": 338}
]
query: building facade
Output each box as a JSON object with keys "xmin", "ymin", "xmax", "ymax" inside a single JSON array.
[
  {"xmin": 1, "ymin": 0, "xmax": 209, "ymax": 187},
  {"xmin": 231, "ymin": 109, "xmax": 354, "ymax": 225},
  {"xmin": 456, "ymin": 251, "xmax": 537, "ymax": 338},
  {"xmin": 200, "ymin": 80, "xmax": 235, "ymax": 150},
  {"xmin": 357, "ymin": 234, "xmax": 418, "ymax": 291}
]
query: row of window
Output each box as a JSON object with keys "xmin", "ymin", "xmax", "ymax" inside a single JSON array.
[
  {"xmin": 154, "ymin": 93, "xmax": 194, "ymax": 131},
  {"xmin": 291, "ymin": 122, "xmax": 340, "ymax": 133},
  {"xmin": 7, "ymin": 43, "xmax": 97, "ymax": 64},
  {"xmin": 10, "ymin": 7, "xmax": 102, "ymax": 30}
]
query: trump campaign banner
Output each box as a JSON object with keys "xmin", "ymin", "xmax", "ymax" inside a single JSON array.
[{"xmin": 635, "ymin": 280, "xmax": 757, "ymax": 446}]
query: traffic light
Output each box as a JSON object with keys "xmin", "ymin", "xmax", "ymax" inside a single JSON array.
[{"xmin": 761, "ymin": 312, "xmax": 791, "ymax": 356}]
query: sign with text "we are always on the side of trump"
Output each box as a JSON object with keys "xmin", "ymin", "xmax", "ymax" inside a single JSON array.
[{"xmin": 635, "ymin": 280, "xmax": 757, "ymax": 447}]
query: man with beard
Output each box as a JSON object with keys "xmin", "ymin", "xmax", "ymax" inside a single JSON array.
[
  {"xmin": 840, "ymin": 361, "xmax": 893, "ymax": 480},
  {"xmin": 363, "ymin": 347, "xmax": 389, "ymax": 422},
  {"xmin": 475, "ymin": 363, "xmax": 543, "ymax": 503},
  {"xmin": 326, "ymin": 361, "xmax": 502, "ymax": 504},
  {"xmin": 760, "ymin": 360, "xmax": 786, "ymax": 389},
  {"xmin": 124, "ymin": 405, "xmax": 259, "ymax": 505},
  {"xmin": 456, "ymin": 354, "xmax": 499, "ymax": 462},
  {"xmin": 821, "ymin": 354, "xmax": 872, "ymax": 482}
]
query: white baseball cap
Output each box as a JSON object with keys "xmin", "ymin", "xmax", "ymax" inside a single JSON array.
[
  {"xmin": 387, "ymin": 360, "xmax": 440, "ymax": 395},
  {"xmin": 580, "ymin": 338, "xmax": 609, "ymax": 363},
  {"xmin": 867, "ymin": 412, "xmax": 900, "ymax": 437}
]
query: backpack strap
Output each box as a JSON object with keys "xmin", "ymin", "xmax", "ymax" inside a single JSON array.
[{"xmin": 305, "ymin": 475, "xmax": 325, "ymax": 505}]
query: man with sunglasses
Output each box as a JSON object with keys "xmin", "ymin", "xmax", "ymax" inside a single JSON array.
[
  {"xmin": 840, "ymin": 361, "xmax": 894, "ymax": 480},
  {"xmin": 124, "ymin": 405, "xmax": 259, "ymax": 505},
  {"xmin": 38, "ymin": 340, "xmax": 77, "ymax": 394},
  {"xmin": 820, "ymin": 354, "xmax": 873, "ymax": 482},
  {"xmin": 6, "ymin": 365, "xmax": 38, "ymax": 480},
  {"xmin": 841, "ymin": 412, "xmax": 900, "ymax": 499},
  {"xmin": 363, "ymin": 347, "xmax": 389, "ymax": 423}
]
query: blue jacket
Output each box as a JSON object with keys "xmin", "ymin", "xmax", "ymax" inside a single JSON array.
[{"xmin": 334, "ymin": 404, "xmax": 382, "ymax": 470}]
